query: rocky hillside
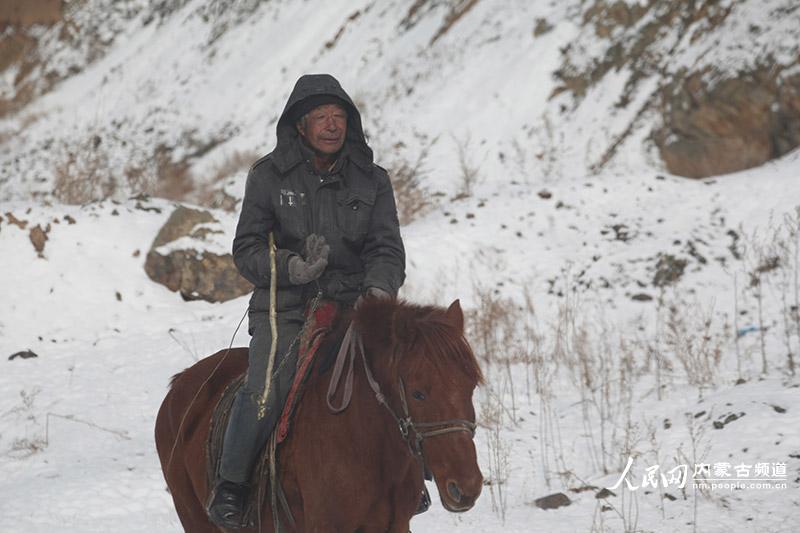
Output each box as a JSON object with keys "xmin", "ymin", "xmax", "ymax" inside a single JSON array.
[
  {"xmin": 0, "ymin": 0, "xmax": 798, "ymax": 209},
  {"xmin": 552, "ymin": 0, "xmax": 800, "ymax": 178}
]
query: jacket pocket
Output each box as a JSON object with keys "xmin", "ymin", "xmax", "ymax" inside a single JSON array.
[
  {"xmin": 336, "ymin": 187, "xmax": 375, "ymax": 239},
  {"xmin": 276, "ymin": 188, "xmax": 307, "ymax": 239}
]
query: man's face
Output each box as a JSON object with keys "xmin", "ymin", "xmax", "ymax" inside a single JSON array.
[{"xmin": 297, "ymin": 103, "xmax": 347, "ymax": 155}]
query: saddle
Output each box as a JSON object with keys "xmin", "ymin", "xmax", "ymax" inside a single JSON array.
[{"xmin": 206, "ymin": 301, "xmax": 341, "ymax": 527}]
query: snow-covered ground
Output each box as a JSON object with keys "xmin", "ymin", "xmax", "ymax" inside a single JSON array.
[
  {"xmin": 2, "ymin": 154, "xmax": 799, "ymax": 531},
  {"xmin": 1, "ymin": 1, "xmax": 799, "ymax": 531}
]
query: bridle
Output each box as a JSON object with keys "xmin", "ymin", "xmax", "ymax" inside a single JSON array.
[
  {"xmin": 327, "ymin": 323, "xmax": 477, "ymax": 464},
  {"xmin": 267, "ymin": 317, "xmax": 477, "ymax": 533},
  {"xmin": 393, "ymin": 376, "xmax": 477, "ymax": 460}
]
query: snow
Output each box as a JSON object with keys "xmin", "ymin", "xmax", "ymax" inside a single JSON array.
[
  {"xmin": 1, "ymin": 1, "xmax": 799, "ymax": 532},
  {"xmin": 154, "ymin": 220, "xmax": 232, "ymax": 257}
]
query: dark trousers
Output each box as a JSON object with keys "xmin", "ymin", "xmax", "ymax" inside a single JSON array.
[{"xmin": 219, "ymin": 310, "xmax": 304, "ymax": 484}]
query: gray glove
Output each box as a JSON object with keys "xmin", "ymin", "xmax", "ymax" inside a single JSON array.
[
  {"xmin": 288, "ymin": 234, "xmax": 330, "ymax": 285},
  {"xmin": 354, "ymin": 287, "xmax": 392, "ymax": 309}
]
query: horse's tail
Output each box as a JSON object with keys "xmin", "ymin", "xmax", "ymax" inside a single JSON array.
[
  {"xmin": 168, "ymin": 370, "xmax": 185, "ymax": 390},
  {"xmin": 154, "ymin": 376, "xmax": 178, "ymax": 476}
]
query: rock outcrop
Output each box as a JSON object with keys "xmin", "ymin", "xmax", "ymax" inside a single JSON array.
[
  {"xmin": 0, "ymin": 0, "xmax": 61, "ymax": 28},
  {"xmin": 655, "ymin": 67, "xmax": 800, "ymax": 178},
  {"xmin": 144, "ymin": 205, "xmax": 252, "ymax": 303},
  {"xmin": 552, "ymin": 0, "xmax": 800, "ymax": 178}
]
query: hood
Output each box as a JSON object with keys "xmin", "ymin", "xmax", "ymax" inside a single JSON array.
[{"xmin": 273, "ymin": 74, "xmax": 373, "ymax": 173}]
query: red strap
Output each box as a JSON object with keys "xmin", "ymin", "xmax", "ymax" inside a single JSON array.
[{"xmin": 276, "ymin": 302, "xmax": 337, "ymax": 443}]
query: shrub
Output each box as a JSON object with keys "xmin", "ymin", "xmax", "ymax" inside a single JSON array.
[{"xmin": 387, "ymin": 143, "xmax": 436, "ymax": 225}]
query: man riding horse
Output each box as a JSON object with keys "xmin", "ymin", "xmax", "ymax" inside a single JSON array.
[{"xmin": 207, "ymin": 73, "xmax": 414, "ymax": 528}]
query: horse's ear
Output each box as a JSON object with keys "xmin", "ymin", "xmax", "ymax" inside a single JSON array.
[{"xmin": 444, "ymin": 299, "xmax": 464, "ymax": 332}]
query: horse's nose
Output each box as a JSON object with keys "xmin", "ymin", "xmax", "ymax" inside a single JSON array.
[
  {"xmin": 447, "ymin": 480, "xmax": 462, "ymax": 503},
  {"xmin": 446, "ymin": 475, "xmax": 482, "ymax": 511}
]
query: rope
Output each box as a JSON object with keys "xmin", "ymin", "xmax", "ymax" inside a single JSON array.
[
  {"xmin": 165, "ymin": 306, "xmax": 248, "ymax": 472},
  {"xmin": 269, "ymin": 433, "xmax": 282, "ymax": 533},
  {"xmin": 326, "ymin": 323, "xmax": 357, "ymax": 412}
]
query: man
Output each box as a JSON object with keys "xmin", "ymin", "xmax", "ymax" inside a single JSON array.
[{"xmin": 207, "ymin": 74, "xmax": 406, "ymax": 528}]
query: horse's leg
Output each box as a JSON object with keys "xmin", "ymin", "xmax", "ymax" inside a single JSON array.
[
  {"xmin": 386, "ymin": 475, "xmax": 419, "ymax": 533},
  {"xmin": 158, "ymin": 455, "xmax": 222, "ymax": 532},
  {"xmin": 298, "ymin": 482, "xmax": 386, "ymax": 533},
  {"xmin": 356, "ymin": 473, "xmax": 418, "ymax": 533},
  {"xmin": 357, "ymin": 494, "xmax": 411, "ymax": 533},
  {"xmin": 163, "ymin": 447, "xmax": 222, "ymax": 533},
  {"xmin": 159, "ymin": 432, "xmax": 220, "ymax": 533},
  {"xmin": 156, "ymin": 392, "xmax": 207, "ymax": 532},
  {"xmin": 157, "ymin": 389, "xmax": 222, "ymax": 533}
]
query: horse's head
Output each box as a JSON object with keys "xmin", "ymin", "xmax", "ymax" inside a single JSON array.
[{"xmin": 355, "ymin": 298, "xmax": 484, "ymax": 512}]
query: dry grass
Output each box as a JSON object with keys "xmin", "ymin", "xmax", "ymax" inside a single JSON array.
[
  {"xmin": 480, "ymin": 388, "xmax": 510, "ymax": 522},
  {"xmin": 452, "ymin": 134, "xmax": 482, "ymax": 199},
  {"xmin": 53, "ymin": 134, "xmax": 119, "ymax": 204},
  {"xmin": 387, "ymin": 143, "xmax": 436, "ymax": 226},
  {"xmin": 151, "ymin": 144, "xmax": 193, "ymax": 201},
  {"xmin": 466, "ymin": 282, "xmax": 528, "ymax": 516},
  {"xmin": 664, "ymin": 300, "xmax": 722, "ymax": 391},
  {"xmin": 193, "ymin": 149, "xmax": 259, "ymax": 211},
  {"xmin": 766, "ymin": 209, "xmax": 800, "ymax": 376},
  {"xmin": 9, "ymin": 436, "xmax": 47, "ymax": 457},
  {"xmin": 463, "ymin": 274, "xmax": 656, "ymax": 496},
  {"xmin": 50, "ymin": 128, "xmax": 238, "ymax": 205},
  {"xmin": 3, "ymin": 388, "xmax": 47, "ymax": 458},
  {"xmin": 206, "ymin": 149, "xmax": 258, "ymax": 184},
  {"xmin": 677, "ymin": 412, "xmax": 712, "ymax": 533},
  {"xmin": 725, "ymin": 212, "xmax": 800, "ymax": 378},
  {"xmin": 52, "ymin": 132, "xmax": 157, "ymax": 204},
  {"xmin": 459, "ymin": 211, "xmax": 800, "ymax": 522},
  {"xmin": 550, "ymin": 285, "xmax": 639, "ymax": 475}
]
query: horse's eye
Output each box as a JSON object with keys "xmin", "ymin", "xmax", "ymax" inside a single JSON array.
[{"xmin": 413, "ymin": 390, "xmax": 426, "ymax": 401}]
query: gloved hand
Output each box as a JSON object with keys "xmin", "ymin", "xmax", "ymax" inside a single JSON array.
[
  {"xmin": 354, "ymin": 287, "xmax": 392, "ymax": 309},
  {"xmin": 288, "ymin": 234, "xmax": 330, "ymax": 285}
]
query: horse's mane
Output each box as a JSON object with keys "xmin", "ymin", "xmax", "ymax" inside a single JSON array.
[{"xmin": 353, "ymin": 298, "xmax": 484, "ymax": 386}]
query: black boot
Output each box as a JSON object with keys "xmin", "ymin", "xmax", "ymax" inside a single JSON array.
[
  {"xmin": 207, "ymin": 479, "xmax": 250, "ymax": 529},
  {"xmin": 414, "ymin": 485, "xmax": 431, "ymax": 515}
]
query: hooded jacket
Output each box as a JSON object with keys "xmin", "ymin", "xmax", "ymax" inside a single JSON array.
[{"xmin": 232, "ymin": 74, "xmax": 406, "ymax": 313}]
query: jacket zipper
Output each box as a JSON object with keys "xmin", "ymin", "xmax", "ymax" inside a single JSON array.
[{"xmin": 299, "ymin": 169, "xmax": 315, "ymax": 235}]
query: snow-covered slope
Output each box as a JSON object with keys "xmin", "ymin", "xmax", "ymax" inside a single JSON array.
[
  {"xmin": 2, "ymin": 159, "xmax": 799, "ymax": 531},
  {"xmin": 3, "ymin": 0, "xmax": 798, "ymax": 202},
  {"xmin": 1, "ymin": 1, "xmax": 799, "ymax": 532}
]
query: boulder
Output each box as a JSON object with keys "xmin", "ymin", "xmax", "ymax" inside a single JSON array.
[
  {"xmin": 655, "ymin": 68, "xmax": 800, "ymax": 178},
  {"xmin": 533, "ymin": 492, "xmax": 572, "ymax": 510},
  {"xmin": 144, "ymin": 205, "xmax": 252, "ymax": 303},
  {"xmin": 29, "ymin": 223, "xmax": 47, "ymax": 256}
]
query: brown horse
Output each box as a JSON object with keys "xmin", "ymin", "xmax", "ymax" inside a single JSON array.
[{"xmin": 155, "ymin": 298, "xmax": 484, "ymax": 532}]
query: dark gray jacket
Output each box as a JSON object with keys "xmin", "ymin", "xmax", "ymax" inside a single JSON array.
[{"xmin": 232, "ymin": 74, "xmax": 406, "ymax": 313}]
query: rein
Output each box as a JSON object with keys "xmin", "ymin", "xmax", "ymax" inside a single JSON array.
[{"xmin": 326, "ymin": 323, "xmax": 477, "ymax": 463}]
